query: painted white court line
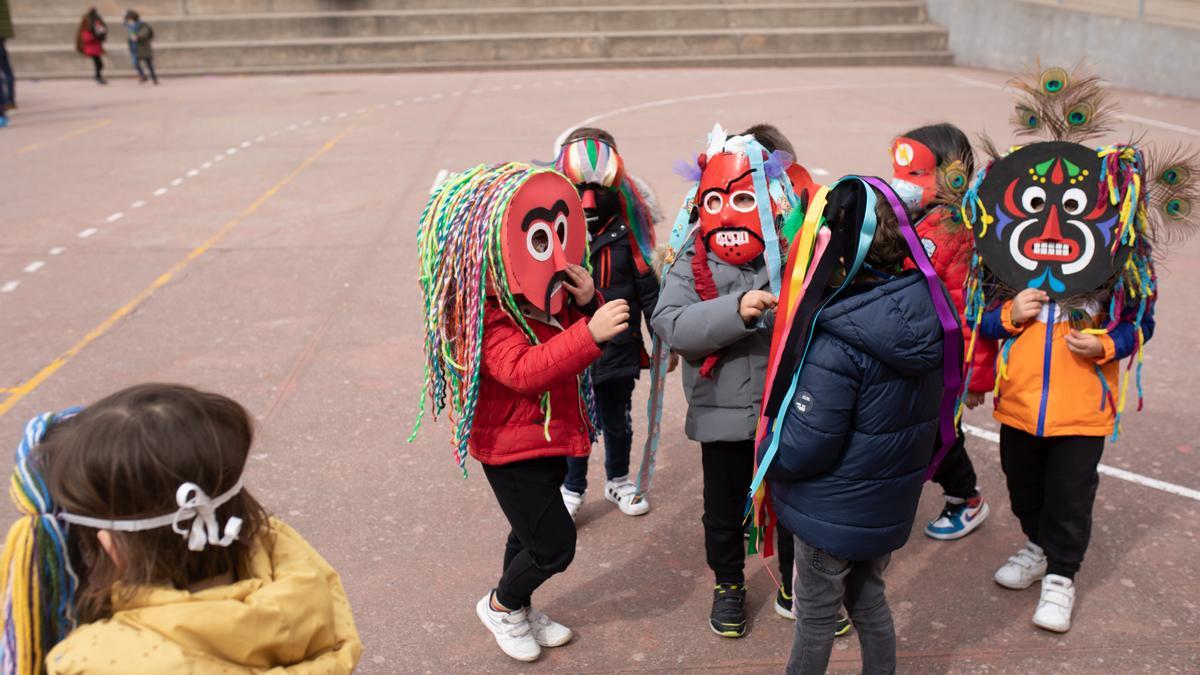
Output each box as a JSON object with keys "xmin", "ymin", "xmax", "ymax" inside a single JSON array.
[
  {"xmin": 288, "ymin": 124, "xmax": 299, "ymax": 130},
  {"xmin": 811, "ymin": 168, "xmax": 831, "ymax": 177},
  {"xmin": 1, "ymin": 281, "xmax": 19, "ymax": 293},
  {"xmin": 214, "ymin": 154, "xmax": 225, "ymax": 162},
  {"xmin": 337, "ymin": 111, "xmax": 349, "ymax": 117},
  {"xmin": 23, "ymin": 261, "xmax": 44, "ymax": 273},
  {"xmin": 226, "ymin": 148, "xmax": 238, "ymax": 155},
  {"xmin": 131, "ymin": 200, "xmax": 147, "ymax": 209},
  {"xmin": 393, "ymin": 100, "xmax": 404, "ymax": 106},
  {"xmin": 78, "ymin": 228, "xmax": 98, "ymax": 239},
  {"xmin": 429, "ymin": 168, "xmax": 450, "ymax": 195},
  {"xmin": 554, "ymin": 80, "xmax": 947, "ymax": 154},
  {"xmin": 430, "ymin": 93, "xmax": 443, "ymax": 99},
  {"xmin": 187, "ymin": 169, "xmax": 199, "ymax": 177},
  {"xmin": 256, "ymin": 135, "xmax": 266, "ymax": 142},
  {"xmin": 105, "ymin": 212, "xmax": 124, "ymax": 223},
  {"xmin": 171, "ymin": 178, "xmax": 184, "ymax": 186},
  {"xmin": 202, "ymin": 162, "xmax": 212, "ymax": 169},
  {"xmin": 154, "ymin": 187, "xmax": 168, "ymax": 196},
  {"xmin": 962, "ymin": 424, "xmax": 1200, "ymax": 502},
  {"xmin": 413, "ymin": 97, "xmax": 425, "ymax": 103},
  {"xmin": 49, "ymin": 247, "xmax": 65, "ymax": 256},
  {"xmin": 320, "ymin": 115, "xmax": 330, "ymax": 122},
  {"xmin": 241, "ymin": 141, "xmax": 252, "ymax": 148}
]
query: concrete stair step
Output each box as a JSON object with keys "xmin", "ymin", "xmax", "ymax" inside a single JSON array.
[
  {"xmin": 11, "ymin": 0, "xmax": 895, "ymax": 19},
  {"xmin": 14, "ymin": 3, "xmax": 930, "ymax": 44},
  {"xmin": 15, "ymin": 49, "xmax": 953, "ymax": 79},
  {"xmin": 10, "ymin": 25, "xmax": 949, "ymax": 75}
]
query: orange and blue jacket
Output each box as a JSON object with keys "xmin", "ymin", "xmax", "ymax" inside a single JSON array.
[{"xmin": 980, "ymin": 298, "xmax": 1154, "ymax": 438}]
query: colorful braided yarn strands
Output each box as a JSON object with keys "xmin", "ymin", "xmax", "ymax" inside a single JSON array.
[
  {"xmin": 1, "ymin": 410, "xmax": 81, "ymax": 675},
  {"xmin": 555, "ymin": 138, "xmax": 658, "ymax": 272},
  {"xmin": 410, "ymin": 163, "xmax": 557, "ymax": 475},
  {"xmin": 1095, "ymin": 145, "xmax": 1157, "ymax": 439}
]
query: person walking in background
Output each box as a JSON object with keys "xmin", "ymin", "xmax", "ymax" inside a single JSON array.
[
  {"xmin": 76, "ymin": 7, "xmax": 108, "ymax": 85},
  {"xmin": 124, "ymin": 9, "xmax": 158, "ymax": 84},
  {"xmin": 0, "ymin": 0, "xmax": 15, "ymax": 127}
]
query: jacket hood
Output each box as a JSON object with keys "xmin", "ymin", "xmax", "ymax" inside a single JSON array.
[
  {"xmin": 817, "ymin": 271, "xmax": 944, "ymax": 376},
  {"xmin": 47, "ymin": 518, "xmax": 362, "ymax": 674}
]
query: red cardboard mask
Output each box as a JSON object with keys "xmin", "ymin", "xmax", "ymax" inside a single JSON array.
[
  {"xmin": 698, "ymin": 152, "xmax": 767, "ymax": 265},
  {"xmin": 501, "ymin": 172, "xmax": 587, "ymax": 315},
  {"xmin": 890, "ymin": 137, "xmax": 938, "ymax": 210}
]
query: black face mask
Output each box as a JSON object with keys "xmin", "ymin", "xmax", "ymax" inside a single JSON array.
[{"xmin": 579, "ymin": 184, "xmax": 622, "ymax": 235}]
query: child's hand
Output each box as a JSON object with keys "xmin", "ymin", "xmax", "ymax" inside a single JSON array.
[
  {"xmin": 668, "ymin": 351, "xmax": 681, "ymax": 373},
  {"xmin": 589, "ymin": 299, "xmax": 630, "ymax": 344},
  {"xmin": 563, "ymin": 264, "xmax": 595, "ymax": 306},
  {"xmin": 964, "ymin": 391, "xmax": 986, "ymax": 410},
  {"xmin": 739, "ymin": 290, "xmax": 778, "ymax": 325},
  {"xmin": 1065, "ymin": 330, "xmax": 1105, "ymax": 359},
  {"xmin": 1010, "ymin": 288, "xmax": 1049, "ymax": 325}
]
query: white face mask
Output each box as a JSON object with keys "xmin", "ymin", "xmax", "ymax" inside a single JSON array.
[{"xmin": 889, "ymin": 178, "xmax": 925, "ymax": 212}]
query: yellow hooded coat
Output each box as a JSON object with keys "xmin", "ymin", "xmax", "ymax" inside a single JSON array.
[{"xmin": 46, "ymin": 518, "xmax": 363, "ymax": 675}]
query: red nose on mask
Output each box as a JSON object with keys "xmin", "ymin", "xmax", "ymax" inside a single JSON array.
[{"xmin": 581, "ymin": 189, "xmax": 597, "ymax": 209}]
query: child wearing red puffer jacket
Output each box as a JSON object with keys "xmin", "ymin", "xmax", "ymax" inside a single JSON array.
[{"xmin": 889, "ymin": 123, "xmax": 999, "ymax": 541}]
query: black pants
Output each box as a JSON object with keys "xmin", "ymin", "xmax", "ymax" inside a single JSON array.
[
  {"xmin": 701, "ymin": 440, "xmax": 794, "ymax": 589},
  {"xmin": 135, "ymin": 56, "xmax": 157, "ymax": 84},
  {"xmin": 482, "ymin": 457, "xmax": 577, "ymax": 609},
  {"xmin": 931, "ymin": 426, "xmax": 978, "ymax": 500},
  {"xmin": 0, "ymin": 39, "xmax": 14, "ymax": 108},
  {"xmin": 91, "ymin": 56, "xmax": 104, "ymax": 81},
  {"xmin": 999, "ymin": 425, "xmax": 1104, "ymax": 579},
  {"xmin": 564, "ymin": 376, "xmax": 635, "ymax": 493}
]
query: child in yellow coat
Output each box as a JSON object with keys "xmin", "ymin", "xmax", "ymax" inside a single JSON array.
[{"xmin": 1, "ymin": 383, "xmax": 363, "ymax": 675}]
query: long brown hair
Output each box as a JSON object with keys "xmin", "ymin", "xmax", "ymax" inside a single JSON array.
[{"xmin": 41, "ymin": 383, "xmax": 268, "ymax": 623}]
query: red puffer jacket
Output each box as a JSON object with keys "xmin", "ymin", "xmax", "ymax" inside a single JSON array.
[
  {"xmin": 468, "ymin": 300, "xmax": 602, "ymax": 465},
  {"xmin": 909, "ymin": 208, "xmax": 997, "ymax": 393}
]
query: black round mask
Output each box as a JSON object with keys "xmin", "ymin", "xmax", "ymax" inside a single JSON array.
[{"xmin": 974, "ymin": 141, "xmax": 1130, "ymax": 299}]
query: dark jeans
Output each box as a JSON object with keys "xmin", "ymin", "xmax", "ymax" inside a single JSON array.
[
  {"xmin": 564, "ymin": 377, "xmax": 635, "ymax": 493},
  {"xmin": 0, "ymin": 39, "xmax": 14, "ymax": 108},
  {"xmin": 134, "ymin": 56, "xmax": 158, "ymax": 84},
  {"xmin": 999, "ymin": 425, "xmax": 1104, "ymax": 579},
  {"xmin": 931, "ymin": 426, "xmax": 978, "ymax": 500},
  {"xmin": 91, "ymin": 56, "xmax": 104, "ymax": 81},
  {"xmin": 482, "ymin": 457, "xmax": 577, "ymax": 610},
  {"xmin": 701, "ymin": 439, "xmax": 794, "ymax": 587},
  {"xmin": 787, "ymin": 538, "xmax": 896, "ymax": 675}
]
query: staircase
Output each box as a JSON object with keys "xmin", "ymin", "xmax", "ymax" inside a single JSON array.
[{"xmin": 8, "ymin": 0, "xmax": 951, "ymax": 78}]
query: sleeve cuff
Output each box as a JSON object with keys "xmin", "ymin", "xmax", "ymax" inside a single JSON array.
[
  {"xmin": 1094, "ymin": 333, "xmax": 1117, "ymax": 365},
  {"xmin": 1000, "ymin": 301, "xmax": 1029, "ymax": 335}
]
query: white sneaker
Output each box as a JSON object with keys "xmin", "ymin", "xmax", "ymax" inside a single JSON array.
[
  {"xmin": 527, "ymin": 607, "xmax": 573, "ymax": 647},
  {"xmin": 1032, "ymin": 574, "xmax": 1075, "ymax": 633},
  {"xmin": 475, "ymin": 593, "xmax": 541, "ymax": 662},
  {"xmin": 994, "ymin": 541, "xmax": 1048, "ymax": 590},
  {"xmin": 561, "ymin": 487, "xmax": 584, "ymax": 520},
  {"xmin": 604, "ymin": 475, "xmax": 650, "ymax": 516}
]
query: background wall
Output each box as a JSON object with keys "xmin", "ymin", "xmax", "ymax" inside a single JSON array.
[{"xmin": 926, "ymin": 0, "xmax": 1200, "ymax": 99}]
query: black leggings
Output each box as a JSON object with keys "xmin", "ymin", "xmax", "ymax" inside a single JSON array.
[
  {"xmin": 701, "ymin": 439, "xmax": 794, "ymax": 590},
  {"xmin": 932, "ymin": 425, "xmax": 978, "ymax": 500},
  {"xmin": 482, "ymin": 457, "xmax": 576, "ymax": 609},
  {"xmin": 999, "ymin": 425, "xmax": 1104, "ymax": 579},
  {"xmin": 91, "ymin": 56, "xmax": 103, "ymax": 80}
]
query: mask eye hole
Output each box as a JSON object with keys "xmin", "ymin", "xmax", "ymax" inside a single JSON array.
[
  {"xmin": 1061, "ymin": 187, "xmax": 1087, "ymax": 216},
  {"xmin": 702, "ymin": 191, "xmax": 723, "ymax": 215},
  {"xmin": 1022, "ymin": 185, "xmax": 1047, "ymax": 213},
  {"xmin": 555, "ymin": 214, "xmax": 569, "ymax": 250},
  {"xmin": 730, "ymin": 190, "xmax": 757, "ymax": 213},
  {"xmin": 526, "ymin": 223, "xmax": 553, "ymax": 261}
]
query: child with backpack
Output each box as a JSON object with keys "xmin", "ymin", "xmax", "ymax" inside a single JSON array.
[
  {"xmin": 0, "ymin": 383, "xmax": 363, "ymax": 674},
  {"xmin": 124, "ymin": 10, "xmax": 157, "ymax": 85}
]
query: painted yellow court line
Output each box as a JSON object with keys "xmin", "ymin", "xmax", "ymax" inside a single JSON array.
[
  {"xmin": 0, "ymin": 123, "xmax": 360, "ymax": 417},
  {"xmin": 14, "ymin": 119, "xmax": 114, "ymax": 156}
]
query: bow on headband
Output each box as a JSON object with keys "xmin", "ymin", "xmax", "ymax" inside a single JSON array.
[{"xmin": 60, "ymin": 478, "xmax": 246, "ymax": 552}]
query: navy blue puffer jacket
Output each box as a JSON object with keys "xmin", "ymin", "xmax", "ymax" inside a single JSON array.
[{"xmin": 764, "ymin": 271, "xmax": 947, "ymax": 561}]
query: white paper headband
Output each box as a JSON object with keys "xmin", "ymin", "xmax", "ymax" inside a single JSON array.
[{"xmin": 59, "ymin": 478, "xmax": 246, "ymax": 552}]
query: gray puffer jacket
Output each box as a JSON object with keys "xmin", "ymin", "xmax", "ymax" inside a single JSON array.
[{"xmin": 651, "ymin": 237, "xmax": 773, "ymax": 443}]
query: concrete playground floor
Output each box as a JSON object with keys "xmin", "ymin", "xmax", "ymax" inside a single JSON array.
[{"xmin": 1, "ymin": 65, "xmax": 1199, "ymax": 674}]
